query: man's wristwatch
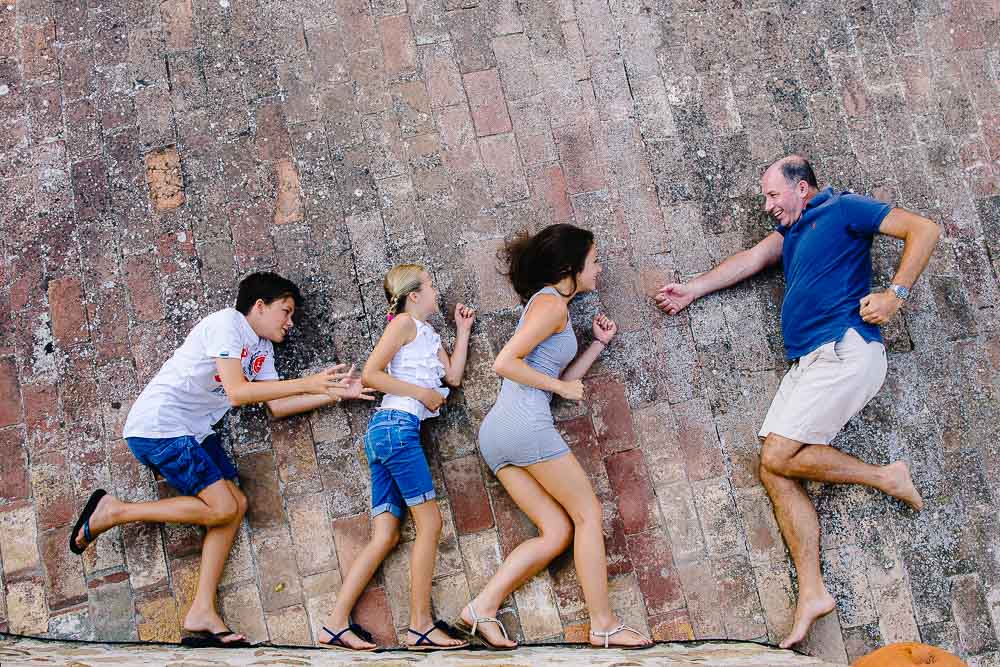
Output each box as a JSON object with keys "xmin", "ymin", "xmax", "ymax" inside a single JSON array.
[{"xmin": 889, "ymin": 284, "xmax": 910, "ymax": 301}]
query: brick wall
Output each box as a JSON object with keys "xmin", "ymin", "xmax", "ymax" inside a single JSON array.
[{"xmin": 0, "ymin": 0, "xmax": 998, "ymax": 664}]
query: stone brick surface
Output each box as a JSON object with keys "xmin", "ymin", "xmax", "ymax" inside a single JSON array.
[{"xmin": 0, "ymin": 1, "xmax": 996, "ymax": 662}]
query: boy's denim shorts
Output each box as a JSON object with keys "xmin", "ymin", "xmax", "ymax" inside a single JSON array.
[
  {"xmin": 125, "ymin": 433, "xmax": 237, "ymax": 497},
  {"xmin": 365, "ymin": 409, "xmax": 436, "ymax": 519}
]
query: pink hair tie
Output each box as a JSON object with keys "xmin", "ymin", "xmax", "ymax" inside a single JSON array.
[{"xmin": 386, "ymin": 313, "xmax": 394, "ymax": 322}]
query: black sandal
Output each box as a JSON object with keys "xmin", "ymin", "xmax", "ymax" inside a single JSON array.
[
  {"xmin": 318, "ymin": 623, "xmax": 377, "ymax": 651},
  {"xmin": 181, "ymin": 628, "xmax": 251, "ymax": 648},
  {"xmin": 69, "ymin": 489, "xmax": 107, "ymax": 555},
  {"xmin": 407, "ymin": 620, "xmax": 469, "ymax": 652}
]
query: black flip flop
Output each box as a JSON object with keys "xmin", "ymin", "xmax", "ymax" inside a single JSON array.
[
  {"xmin": 181, "ymin": 628, "xmax": 252, "ymax": 648},
  {"xmin": 407, "ymin": 620, "xmax": 469, "ymax": 652},
  {"xmin": 69, "ymin": 489, "xmax": 107, "ymax": 555},
  {"xmin": 318, "ymin": 623, "xmax": 377, "ymax": 651}
]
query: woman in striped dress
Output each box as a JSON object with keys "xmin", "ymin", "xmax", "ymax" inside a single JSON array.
[{"xmin": 458, "ymin": 224, "xmax": 652, "ymax": 650}]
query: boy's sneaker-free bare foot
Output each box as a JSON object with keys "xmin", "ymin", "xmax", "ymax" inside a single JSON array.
[
  {"xmin": 883, "ymin": 461, "xmax": 924, "ymax": 511},
  {"xmin": 184, "ymin": 609, "xmax": 247, "ymax": 644},
  {"xmin": 779, "ymin": 592, "xmax": 836, "ymax": 649}
]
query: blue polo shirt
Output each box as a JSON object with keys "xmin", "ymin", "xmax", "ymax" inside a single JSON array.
[{"xmin": 777, "ymin": 187, "xmax": 892, "ymax": 360}]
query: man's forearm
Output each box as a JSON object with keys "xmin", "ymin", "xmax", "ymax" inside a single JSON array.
[
  {"xmin": 890, "ymin": 223, "xmax": 940, "ymax": 289},
  {"xmin": 689, "ymin": 248, "xmax": 766, "ymax": 298}
]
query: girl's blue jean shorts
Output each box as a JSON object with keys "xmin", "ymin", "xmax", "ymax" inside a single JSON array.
[
  {"xmin": 365, "ymin": 409, "xmax": 436, "ymax": 518},
  {"xmin": 125, "ymin": 433, "xmax": 237, "ymax": 497}
]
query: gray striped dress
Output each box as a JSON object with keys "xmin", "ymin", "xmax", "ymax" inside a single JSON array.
[{"xmin": 478, "ymin": 286, "xmax": 579, "ymax": 474}]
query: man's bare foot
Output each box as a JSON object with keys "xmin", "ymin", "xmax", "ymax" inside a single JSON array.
[
  {"xmin": 589, "ymin": 621, "xmax": 653, "ymax": 648},
  {"xmin": 883, "ymin": 461, "xmax": 923, "ymax": 510},
  {"xmin": 460, "ymin": 603, "xmax": 516, "ymax": 648},
  {"xmin": 318, "ymin": 625, "xmax": 375, "ymax": 650},
  {"xmin": 184, "ymin": 608, "xmax": 247, "ymax": 644},
  {"xmin": 779, "ymin": 592, "xmax": 836, "ymax": 649},
  {"xmin": 74, "ymin": 494, "xmax": 119, "ymax": 550}
]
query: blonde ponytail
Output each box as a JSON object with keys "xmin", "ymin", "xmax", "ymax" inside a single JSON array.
[{"xmin": 383, "ymin": 264, "xmax": 425, "ymax": 321}]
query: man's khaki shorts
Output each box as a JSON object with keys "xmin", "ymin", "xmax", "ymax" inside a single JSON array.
[{"xmin": 759, "ymin": 328, "xmax": 888, "ymax": 445}]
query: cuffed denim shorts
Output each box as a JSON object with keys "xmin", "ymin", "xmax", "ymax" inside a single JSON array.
[
  {"xmin": 125, "ymin": 432, "xmax": 237, "ymax": 497},
  {"xmin": 365, "ymin": 409, "xmax": 436, "ymax": 519}
]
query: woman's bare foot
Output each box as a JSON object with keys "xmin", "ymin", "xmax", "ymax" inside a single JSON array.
[
  {"xmin": 882, "ymin": 461, "xmax": 923, "ymax": 510},
  {"xmin": 460, "ymin": 602, "xmax": 516, "ymax": 648},
  {"xmin": 183, "ymin": 608, "xmax": 247, "ymax": 644},
  {"xmin": 406, "ymin": 621, "xmax": 467, "ymax": 648},
  {"xmin": 318, "ymin": 625, "xmax": 375, "ymax": 650},
  {"xmin": 779, "ymin": 592, "xmax": 836, "ymax": 649},
  {"xmin": 589, "ymin": 619, "xmax": 653, "ymax": 648},
  {"xmin": 74, "ymin": 494, "xmax": 119, "ymax": 550}
]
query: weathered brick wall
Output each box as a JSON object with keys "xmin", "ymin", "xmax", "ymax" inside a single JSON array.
[{"xmin": 0, "ymin": 0, "xmax": 998, "ymax": 664}]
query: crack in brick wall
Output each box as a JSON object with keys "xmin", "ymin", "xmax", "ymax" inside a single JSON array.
[{"xmin": 0, "ymin": 0, "xmax": 999, "ymax": 664}]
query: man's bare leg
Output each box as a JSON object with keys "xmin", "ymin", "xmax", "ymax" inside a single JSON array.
[
  {"xmin": 759, "ymin": 464, "xmax": 836, "ymax": 649},
  {"xmin": 762, "ymin": 434, "xmax": 922, "ymax": 509}
]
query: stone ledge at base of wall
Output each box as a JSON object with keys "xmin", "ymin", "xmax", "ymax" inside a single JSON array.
[{"xmin": 0, "ymin": 635, "xmax": 845, "ymax": 666}]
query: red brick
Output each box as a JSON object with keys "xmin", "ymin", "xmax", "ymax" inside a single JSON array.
[
  {"xmin": 677, "ymin": 559, "xmax": 725, "ymax": 638},
  {"xmin": 157, "ymin": 481, "xmax": 204, "ymax": 559},
  {"xmin": 599, "ymin": 493, "xmax": 633, "ymax": 577},
  {"xmin": 349, "ymin": 48, "xmax": 390, "ymax": 115},
  {"xmin": 253, "ymin": 528, "xmax": 304, "ymax": 611},
  {"xmin": 144, "ymin": 146, "xmax": 185, "ymax": 211},
  {"xmin": 48, "ymin": 277, "xmax": 89, "ymax": 348},
  {"xmin": 31, "ymin": 450, "xmax": 75, "ymax": 529},
  {"xmin": 123, "ymin": 521, "xmax": 169, "ymax": 591},
  {"xmin": 490, "ymin": 481, "xmax": 539, "ymax": 559},
  {"xmin": 446, "ymin": 6, "xmax": 495, "ymax": 74},
  {"xmin": 627, "ymin": 529, "xmax": 684, "ymax": 616},
  {"xmin": 230, "ymin": 203, "xmax": 277, "ymax": 272},
  {"xmin": 0, "ymin": 356, "xmax": 22, "ymax": 427},
  {"xmin": 88, "ymin": 292, "xmax": 132, "ymax": 364},
  {"xmin": 237, "ymin": 450, "xmax": 286, "ymax": 530},
  {"xmin": 352, "ymin": 585, "xmax": 397, "ymax": 645},
  {"xmin": 673, "ymin": 398, "xmax": 725, "ymax": 481},
  {"xmin": 40, "ymin": 526, "xmax": 87, "ymax": 610},
  {"xmin": 442, "ymin": 455, "xmax": 493, "ymax": 534},
  {"xmin": 286, "ymin": 494, "xmax": 337, "ymax": 576},
  {"xmin": 436, "ymin": 104, "xmax": 491, "ymax": 209},
  {"xmin": 508, "ymin": 95, "xmax": 557, "ymax": 166},
  {"xmin": 20, "ymin": 21, "xmax": 58, "ymax": 81},
  {"xmin": 255, "ymin": 101, "xmax": 292, "ymax": 162},
  {"xmin": 335, "ymin": 0, "xmax": 379, "ymax": 53},
  {"xmin": 492, "ymin": 33, "xmax": 538, "ymax": 101},
  {"xmin": 552, "ymin": 120, "xmax": 603, "ymax": 193},
  {"xmin": 160, "ymin": 0, "xmax": 194, "ymax": 50},
  {"xmin": 380, "ymin": 15, "xmax": 416, "ymax": 75},
  {"xmin": 716, "ymin": 554, "xmax": 767, "ymax": 639},
  {"xmin": 420, "ymin": 42, "xmax": 465, "ymax": 109},
  {"xmin": 605, "ymin": 449, "xmax": 658, "ymax": 535},
  {"xmin": 391, "ymin": 80, "xmax": 434, "ymax": 138},
  {"xmin": 333, "ymin": 512, "xmax": 371, "ymax": 574},
  {"xmin": 478, "ymin": 133, "xmax": 528, "ymax": 203},
  {"xmin": 135, "ymin": 587, "xmax": 182, "ymax": 642},
  {"xmin": 463, "ymin": 69, "xmax": 512, "ymax": 137},
  {"xmin": 0, "ymin": 428, "xmax": 29, "ymax": 502},
  {"xmin": 306, "ymin": 26, "xmax": 351, "ymax": 88},
  {"xmin": 557, "ymin": 415, "xmax": 609, "ymax": 494},
  {"xmin": 584, "ymin": 375, "xmax": 636, "ymax": 455},
  {"xmin": 273, "ymin": 158, "xmax": 303, "ymax": 225},
  {"xmin": 27, "ymin": 81, "xmax": 63, "ymax": 143},
  {"xmin": 21, "ymin": 381, "xmax": 59, "ymax": 444},
  {"xmin": 527, "ymin": 162, "xmax": 574, "ymax": 225},
  {"xmin": 650, "ymin": 607, "xmax": 695, "ymax": 641},
  {"xmin": 123, "ymin": 253, "xmax": 164, "ymax": 322}
]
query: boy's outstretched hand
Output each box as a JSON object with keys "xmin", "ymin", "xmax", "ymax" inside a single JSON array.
[
  {"xmin": 455, "ymin": 303, "xmax": 476, "ymax": 331},
  {"xmin": 301, "ymin": 365, "xmax": 350, "ymax": 395},
  {"xmin": 336, "ymin": 365, "xmax": 377, "ymax": 401}
]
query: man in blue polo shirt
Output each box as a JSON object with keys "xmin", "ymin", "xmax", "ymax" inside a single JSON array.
[{"xmin": 654, "ymin": 155, "xmax": 940, "ymax": 648}]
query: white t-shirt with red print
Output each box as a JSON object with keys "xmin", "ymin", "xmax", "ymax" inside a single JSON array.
[{"xmin": 123, "ymin": 308, "xmax": 279, "ymax": 443}]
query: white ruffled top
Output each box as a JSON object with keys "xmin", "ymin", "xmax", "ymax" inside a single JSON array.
[{"xmin": 380, "ymin": 317, "xmax": 449, "ymax": 420}]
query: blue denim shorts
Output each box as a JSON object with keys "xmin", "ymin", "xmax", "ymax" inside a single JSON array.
[
  {"xmin": 365, "ymin": 409, "xmax": 436, "ymax": 518},
  {"xmin": 125, "ymin": 433, "xmax": 237, "ymax": 497}
]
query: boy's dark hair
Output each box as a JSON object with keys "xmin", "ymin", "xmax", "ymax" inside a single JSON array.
[
  {"xmin": 235, "ymin": 272, "xmax": 302, "ymax": 315},
  {"xmin": 501, "ymin": 223, "xmax": 595, "ymax": 303}
]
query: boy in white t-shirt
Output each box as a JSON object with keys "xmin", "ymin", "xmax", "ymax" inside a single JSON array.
[{"xmin": 69, "ymin": 272, "xmax": 373, "ymax": 647}]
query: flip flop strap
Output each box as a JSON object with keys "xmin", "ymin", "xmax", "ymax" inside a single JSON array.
[
  {"xmin": 408, "ymin": 626, "xmax": 434, "ymax": 646},
  {"xmin": 322, "ymin": 625, "xmax": 352, "ymax": 646},
  {"xmin": 82, "ymin": 520, "xmax": 92, "ymax": 544}
]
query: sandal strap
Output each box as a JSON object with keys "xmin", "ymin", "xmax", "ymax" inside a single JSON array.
[
  {"xmin": 82, "ymin": 520, "xmax": 92, "ymax": 544},
  {"xmin": 408, "ymin": 620, "xmax": 458, "ymax": 647},
  {"xmin": 590, "ymin": 623, "xmax": 646, "ymax": 648},
  {"xmin": 466, "ymin": 602, "xmax": 510, "ymax": 641}
]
